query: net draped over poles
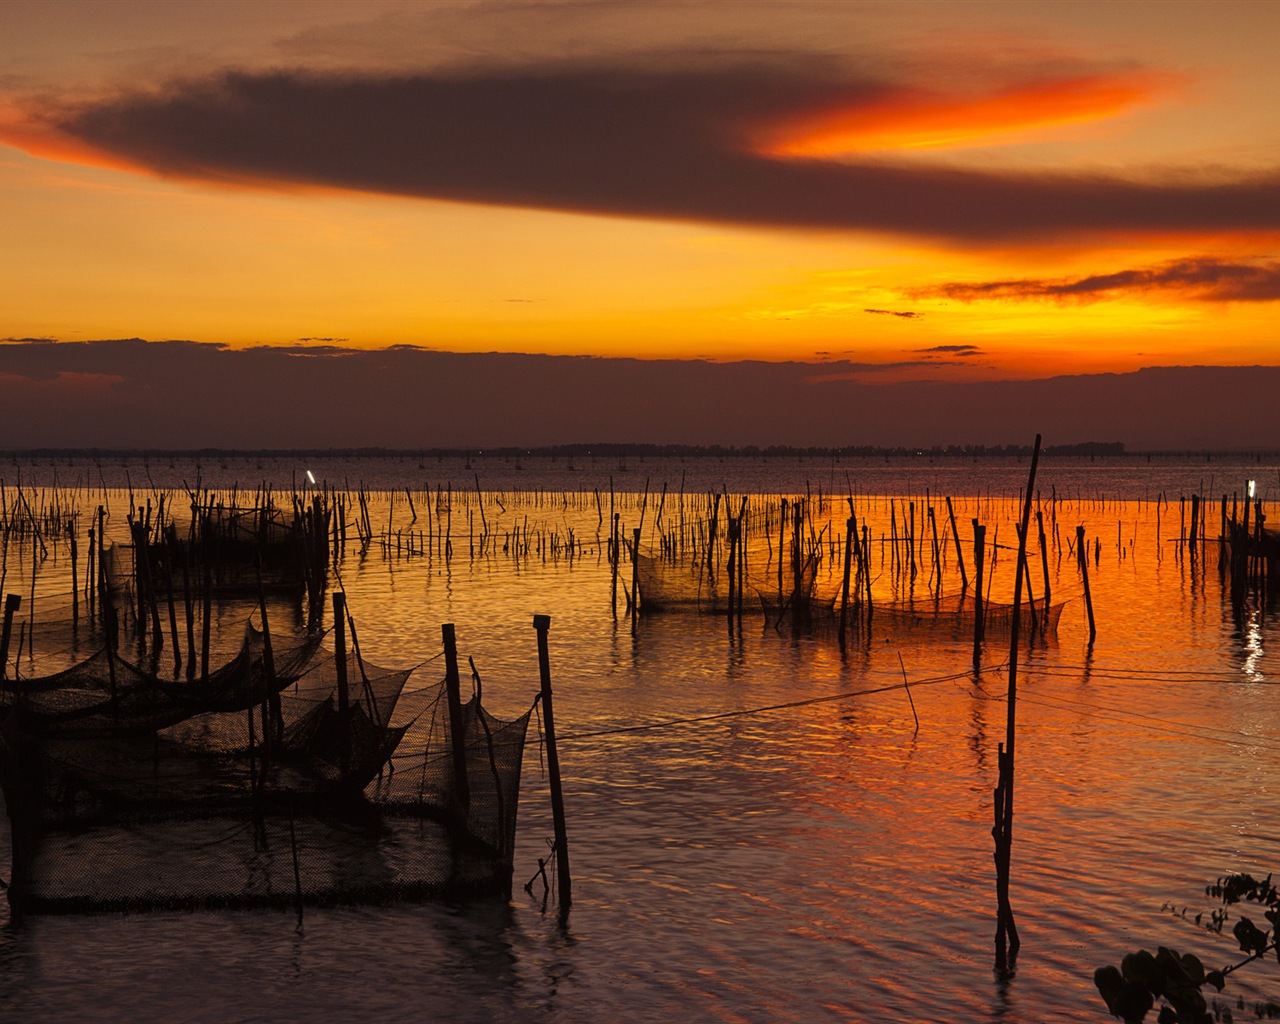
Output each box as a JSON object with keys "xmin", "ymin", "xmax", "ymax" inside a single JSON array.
[
  {"xmin": 633, "ymin": 503, "xmax": 1066, "ymax": 644},
  {"xmin": 0, "ymin": 622, "xmax": 532, "ymax": 913}
]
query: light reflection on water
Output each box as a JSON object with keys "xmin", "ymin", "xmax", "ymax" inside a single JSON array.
[{"xmin": 1, "ymin": 458, "xmax": 1280, "ymax": 1022}]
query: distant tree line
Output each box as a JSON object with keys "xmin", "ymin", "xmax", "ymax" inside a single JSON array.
[{"xmin": 2, "ymin": 441, "xmax": 1132, "ymax": 460}]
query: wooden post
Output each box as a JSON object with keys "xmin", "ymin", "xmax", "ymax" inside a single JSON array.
[
  {"xmin": 907, "ymin": 501, "xmax": 917, "ymax": 580},
  {"xmin": 441, "ymin": 622, "xmax": 470, "ymax": 813},
  {"xmin": 1076, "ymin": 525, "xmax": 1097, "ymax": 644},
  {"xmin": 68, "ymin": 526, "xmax": 79, "ymax": 621},
  {"xmin": 86, "ymin": 525, "xmax": 96, "ymax": 616},
  {"xmin": 839, "ymin": 516, "xmax": 855, "ymax": 642},
  {"xmin": 726, "ymin": 518, "xmax": 738, "ymax": 632},
  {"xmin": 534, "ymin": 614, "xmax": 572, "ymax": 917},
  {"xmin": 972, "ymin": 522, "xmax": 986, "ymax": 673},
  {"xmin": 947, "ymin": 496, "xmax": 968, "ymax": 590},
  {"xmin": 928, "ymin": 506, "xmax": 941, "ymax": 595},
  {"xmin": 0, "ymin": 594, "xmax": 21, "ymax": 691},
  {"xmin": 777, "ymin": 498, "xmax": 787, "ymax": 603},
  {"xmin": 332, "ymin": 591, "xmax": 350, "ymax": 717},
  {"xmin": 994, "ymin": 433, "xmax": 1040, "ymax": 968},
  {"xmin": 631, "ymin": 527, "xmax": 641, "ymax": 626},
  {"xmin": 1036, "ymin": 510, "xmax": 1051, "ymax": 614},
  {"xmin": 257, "ymin": 555, "xmax": 280, "ymax": 747},
  {"xmin": 610, "ymin": 512, "xmax": 620, "ymax": 620}
]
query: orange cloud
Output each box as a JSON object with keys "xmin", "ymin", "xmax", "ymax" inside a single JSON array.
[
  {"xmin": 4, "ymin": 64, "xmax": 1271, "ymax": 247},
  {"xmin": 760, "ymin": 71, "xmax": 1175, "ymax": 157},
  {"xmin": 0, "ymin": 98, "xmax": 146, "ymax": 175}
]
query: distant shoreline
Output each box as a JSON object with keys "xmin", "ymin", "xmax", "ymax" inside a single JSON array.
[{"xmin": 1, "ymin": 442, "xmax": 1278, "ymax": 460}]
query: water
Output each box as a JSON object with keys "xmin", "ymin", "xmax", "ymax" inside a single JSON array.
[{"xmin": 2, "ymin": 452, "xmax": 1279, "ymax": 1022}]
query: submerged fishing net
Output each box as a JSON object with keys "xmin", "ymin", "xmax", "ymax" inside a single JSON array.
[
  {"xmin": 634, "ymin": 547, "xmax": 819, "ymax": 617},
  {"xmin": 0, "ymin": 626, "xmax": 533, "ymax": 913},
  {"xmin": 803, "ymin": 589, "xmax": 1068, "ymax": 646}
]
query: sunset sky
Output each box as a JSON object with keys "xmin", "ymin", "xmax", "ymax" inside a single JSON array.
[{"xmin": 1, "ymin": 1, "xmax": 1278, "ymax": 447}]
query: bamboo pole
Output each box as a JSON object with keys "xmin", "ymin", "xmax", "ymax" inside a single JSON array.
[
  {"xmin": 0, "ymin": 594, "xmax": 20, "ymax": 690},
  {"xmin": 994, "ymin": 433, "xmax": 1040, "ymax": 968},
  {"xmin": 1076, "ymin": 525, "xmax": 1097, "ymax": 644},
  {"xmin": 947, "ymin": 495, "xmax": 968, "ymax": 590},
  {"xmin": 534, "ymin": 614, "xmax": 572, "ymax": 918},
  {"xmin": 972, "ymin": 522, "xmax": 986, "ymax": 674},
  {"xmin": 442, "ymin": 622, "xmax": 470, "ymax": 813}
]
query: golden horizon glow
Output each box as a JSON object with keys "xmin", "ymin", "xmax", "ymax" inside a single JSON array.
[{"xmin": 1, "ymin": 0, "xmax": 1278, "ymax": 387}]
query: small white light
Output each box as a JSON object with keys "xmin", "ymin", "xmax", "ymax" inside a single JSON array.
[
  {"xmin": 1248, "ymin": 479, "xmax": 1256, "ymax": 499},
  {"xmin": 306, "ymin": 470, "xmax": 316, "ymax": 485}
]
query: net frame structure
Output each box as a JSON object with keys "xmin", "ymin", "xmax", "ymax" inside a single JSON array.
[{"xmin": 0, "ymin": 621, "xmax": 533, "ymax": 914}]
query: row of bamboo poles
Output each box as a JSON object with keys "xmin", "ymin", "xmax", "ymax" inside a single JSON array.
[{"xmin": 0, "ymin": 470, "xmax": 1268, "ymax": 677}]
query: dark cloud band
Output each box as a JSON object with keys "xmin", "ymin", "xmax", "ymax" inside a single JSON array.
[{"xmin": 30, "ymin": 63, "xmax": 1280, "ymax": 244}]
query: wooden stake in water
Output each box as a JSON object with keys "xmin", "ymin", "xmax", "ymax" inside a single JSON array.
[
  {"xmin": 0, "ymin": 593, "xmax": 21, "ymax": 691},
  {"xmin": 534, "ymin": 614, "xmax": 572, "ymax": 919},
  {"xmin": 971, "ymin": 521, "xmax": 986, "ymax": 674},
  {"xmin": 442, "ymin": 622, "xmax": 470, "ymax": 814},
  {"xmin": 947, "ymin": 496, "xmax": 968, "ymax": 590},
  {"xmin": 994, "ymin": 432, "xmax": 1040, "ymax": 969},
  {"xmin": 1076, "ymin": 525, "xmax": 1097, "ymax": 644}
]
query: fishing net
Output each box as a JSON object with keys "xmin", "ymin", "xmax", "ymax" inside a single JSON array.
[
  {"xmin": 1, "ymin": 627, "xmax": 533, "ymax": 913},
  {"xmin": 805, "ymin": 589, "xmax": 1067, "ymax": 645},
  {"xmin": 634, "ymin": 547, "xmax": 819, "ymax": 617}
]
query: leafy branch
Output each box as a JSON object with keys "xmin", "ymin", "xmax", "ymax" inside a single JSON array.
[{"xmin": 1095, "ymin": 873, "xmax": 1280, "ymax": 1023}]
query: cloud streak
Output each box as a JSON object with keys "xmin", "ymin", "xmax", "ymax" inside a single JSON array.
[
  {"xmin": 865, "ymin": 308, "xmax": 922, "ymax": 319},
  {"xmin": 916, "ymin": 256, "xmax": 1280, "ymax": 302},
  {"xmin": 8, "ymin": 59, "xmax": 1280, "ymax": 245}
]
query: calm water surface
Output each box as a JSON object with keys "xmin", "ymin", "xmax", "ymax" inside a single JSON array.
[{"xmin": 2, "ymin": 453, "xmax": 1279, "ymax": 1023}]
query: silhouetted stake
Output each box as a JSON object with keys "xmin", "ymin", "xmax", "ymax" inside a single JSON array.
[
  {"xmin": 908, "ymin": 501, "xmax": 917, "ymax": 580},
  {"xmin": 534, "ymin": 613, "xmax": 572, "ymax": 919},
  {"xmin": 256, "ymin": 554, "xmax": 280, "ymax": 747},
  {"xmin": 1219, "ymin": 495, "xmax": 1228, "ymax": 572},
  {"xmin": 328, "ymin": 591, "xmax": 352, "ymax": 780},
  {"xmin": 1076, "ymin": 525, "xmax": 1097, "ymax": 644},
  {"xmin": 897, "ymin": 653, "xmax": 920, "ymax": 734},
  {"xmin": 1036, "ymin": 511, "xmax": 1051, "ymax": 615},
  {"xmin": 995, "ymin": 432, "xmax": 1040, "ymax": 970},
  {"xmin": 474, "ymin": 473, "xmax": 487, "ymax": 537},
  {"xmin": 610, "ymin": 512, "xmax": 620, "ymax": 620},
  {"xmin": 778, "ymin": 498, "xmax": 787, "ymax": 601},
  {"xmin": 135, "ymin": 520, "xmax": 164, "ymax": 654},
  {"xmin": 1017, "ymin": 523, "xmax": 1039, "ymax": 637},
  {"xmin": 98, "ymin": 506, "xmax": 117, "ymax": 697},
  {"xmin": 631, "ymin": 527, "xmax": 641, "ymax": 628},
  {"xmin": 441, "ymin": 622, "xmax": 470, "ymax": 813},
  {"xmin": 86, "ymin": 524, "xmax": 96, "ymax": 616},
  {"xmin": 972, "ymin": 522, "xmax": 986, "ymax": 674},
  {"xmin": 737, "ymin": 497, "xmax": 748, "ymax": 626},
  {"xmin": 68, "ymin": 526, "xmax": 79, "ymax": 621},
  {"xmin": 0, "ymin": 594, "xmax": 21, "ymax": 691},
  {"xmin": 164, "ymin": 558, "xmax": 180, "ymax": 676},
  {"xmin": 862, "ymin": 523, "xmax": 873, "ymax": 633},
  {"xmin": 727, "ymin": 518, "xmax": 738, "ymax": 635},
  {"xmin": 947, "ymin": 496, "xmax": 968, "ymax": 590},
  {"xmin": 839, "ymin": 516, "xmax": 855, "ymax": 643},
  {"xmin": 333, "ymin": 592, "xmax": 350, "ymax": 718},
  {"xmin": 928, "ymin": 506, "xmax": 941, "ymax": 596}
]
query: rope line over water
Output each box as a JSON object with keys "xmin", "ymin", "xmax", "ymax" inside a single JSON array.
[{"xmin": 556, "ymin": 668, "xmax": 975, "ymax": 742}]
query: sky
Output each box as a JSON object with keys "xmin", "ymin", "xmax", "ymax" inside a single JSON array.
[{"xmin": 1, "ymin": 0, "xmax": 1278, "ymax": 448}]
